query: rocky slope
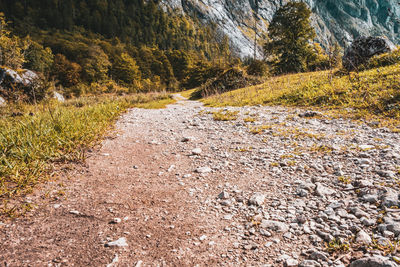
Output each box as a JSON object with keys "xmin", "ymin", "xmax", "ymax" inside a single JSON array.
[{"xmin": 162, "ymin": 0, "xmax": 400, "ymax": 58}]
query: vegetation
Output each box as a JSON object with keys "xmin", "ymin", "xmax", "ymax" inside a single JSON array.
[
  {"xmin": 0, "ymin": 93, "xmax": 173, "ymax": 205},
  {"xmin": 0, "ymin": 0, "xmax": 237, "ymax": 101},
  {"xmin": 200, "ymin": 59, "xmax": 400, "ymax": 122},
  {"xmin": 264, "ymin": 2, "xmax": 317, "ymax": 74}
]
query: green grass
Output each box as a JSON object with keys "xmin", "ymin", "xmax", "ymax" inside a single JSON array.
[
  {"xmin": 200, "ymin": 63, "xmax": 400, "ymax": 122},
  {"xmin": 212, "ymin": 110, "xmax": 239, "ymax": 121},
  {"xmin": 0, "ymin": 93, "xmax": 172, "ymax": 206}
]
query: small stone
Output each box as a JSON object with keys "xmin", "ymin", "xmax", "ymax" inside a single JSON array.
[
  {"xmin": 53, "ymin": 204, "xmax": 61, "ymax": 209},
  {"xmin": 299, "ymin": 260, "xmax": 321, "ymax": 267},
  {"xmin": 285, "ymin": 258, "xmax": 299, "ymax": 266},
  {"xmin": 191, "ymin": 148, "xmax": 202, "ymax": 155},
  {"xmin": 195, "ymin": 167, "xmax": 212, "ymax": 173},
  {"xmin": 111, "ymin": 218, "xmax": 122, "ymax": 224},
  {"xmin": 69, "ymin": 210, "xmax": 80, "ymax": 215},
  {"xmin": 260, "ymin": 220, "xmax": 289, "ymax": 233},
  {"xmin": 181, "ymin": 136, "xmax": 193, "ymax": 142},
  {"xmin": 249, "ymin": 193, "xmax": 265, "ymax": 206},
  {"xmin": 199, "ymin": 235, "xmax": 207, "ymax": 241},
  {"xmin": 105, "ymin": 237, "xmax": 128, "ymax": 247},
  {"xmin": 356, "ymin": 230, "xmax": 372, "ymax": 245},
  {"xmin": 218, "ymin": 191, "xmax": 229, "ymax": 200},
  {"xmin": 260, "ymin": 229, "xmax": 272, "ymax": 237},
  {"xmin": 315, "ymin": 183, "xmax": 335, "ymax": 197}
]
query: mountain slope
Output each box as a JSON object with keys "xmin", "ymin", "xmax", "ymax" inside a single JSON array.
[{"xmin": 162, "ymin": 0, "xmax": 400, "ymax": 58}]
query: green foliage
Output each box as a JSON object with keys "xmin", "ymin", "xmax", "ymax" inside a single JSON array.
[
  {"xmin": 202, "ymin": 63, "xmax": 400, "ymax": 121},
  {"xmin": 307, "ymin": 43, "xmax": 331, "ymax": 71},
  {"xmin": 0, "ymin": 1, "xmax": 238, "ymax": 94},
  {"xmin": 361, "ymin": 47, "xmax": 400, "ymax": 70},
  {"xmin": 247, "ymin": 59, "xmax": 269, "ymax": 76},
  {"xmin": 196, "ymin": 67, "xmax": 263, "ymax": 97},
  {"xmin": 52, "ymin": 54, "xmax": 82, "ymax": 89},
  {"xmin": 112, "ymin": 53, "xmax": 141, "ymax": 87},
  {"xmin": 0, "ymin": 12, "xmax": 28, "ymax": 69},
  {"xmin": 264, "ymin": 2, "xmax": 316, "ymax": 74},
  {"xmin": 24, "ymin": 41, "xmax": 54, "ymax": 74},
  {"xmin": 81, "ymin": 45, "xmax": 111, "ymax": 83}
]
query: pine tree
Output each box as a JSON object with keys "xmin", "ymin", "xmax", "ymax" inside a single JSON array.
[{"xmin": 264, "ymin": 2, "xmax": 316, "ymax": 74}]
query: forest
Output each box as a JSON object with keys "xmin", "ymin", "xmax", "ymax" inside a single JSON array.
[{"xmin": 0, "ymin": 0, "xmax": 233, "ymax": 98}]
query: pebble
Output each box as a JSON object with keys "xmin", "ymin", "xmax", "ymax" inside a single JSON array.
[
  {"xmin": 105, "ymin": 237, "xmax": 128, "ymax": 247},
  {"xmin": 191, "ymin": 148, "xmax": 202, "ymax": 155},
  {"xmin": 195, "ymin": 167, "xmax": 212, "ymax": 173}
]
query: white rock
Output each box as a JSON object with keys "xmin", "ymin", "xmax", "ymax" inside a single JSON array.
[
  {"xmin": 105, "ymin": 237, "xmax": 128, "ymax": 247},
  {"xmin": 199, "ymin": 235, "xmax": 207, "ymax": 241},
  {"xmin": 191, "ymin": 148, "xmax": 202, "ymax": 155},
  {"xmin": 356, "ymin": 230, "xmax": 372, "ymax": 245},
  {"xmin": 0, "ymin": 96, "xmax": 6, "ymax": 107},
  {"xmin": 314, "ymin": 183, "xmax": 335, "ymax": 197},
  {"xmin": 111, "ymin": 218, "xmax": 122, "ymax": 224},
  {"xmin": 53, "ymin": 91, "xmax": 65, "ymax": 102},
  {"xmin": 286, "ymin": 258, "xmax": 299, "ymax": 267},
  {"xmin": 359, "ymin": 145, "xmax": 374, "ymax": 150},
  {"xmin": 249, "ymin": 193, "xmax": 265, "ymax": 206},
  {"xmin": 195, "ymin": 167, "xmax": 212, "ymax": 173}
]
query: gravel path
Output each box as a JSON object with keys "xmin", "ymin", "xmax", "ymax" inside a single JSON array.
[{"xmin": 1, "ymin": 95, "xmax": 400, "ymax": 266}]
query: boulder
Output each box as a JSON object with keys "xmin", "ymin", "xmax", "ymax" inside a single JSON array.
[
  {"xmin": 350, "ymin": 256, "xmax": 397, "ymax": 267},
  {"xmin": 0, "ymin": 67, "xmax": 42, "ymax": 101},
  {"xmin": 343, "ymin": 36, "xmax": 396, "ymax": 71}
]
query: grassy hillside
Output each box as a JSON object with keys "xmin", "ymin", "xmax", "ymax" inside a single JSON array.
[{"xmin": 198, "ymin": 63, "xmax": 400, "ymax": 123}]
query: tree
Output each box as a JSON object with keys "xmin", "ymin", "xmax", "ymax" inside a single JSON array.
[
  {"xmin": 52, "ymin": 54, "xmax": 82, "ymax": 87},
  {"xmin": 0, "ymin": 12, "xmax": 28, "ymax": 69},
  {"xmin": 112, "ymin": 53, "xmax": 141, "ymax": 86},
  {"xmin": 25, "ymin": 41, "xmax": 54, "ymax": 74},
  {"xmin": 264, "ymin": 2, "xmax": 316, "ymax": 74},
  {"xmin": 81, "ymin": 45, "xmax": 111, "ymax": 83}
]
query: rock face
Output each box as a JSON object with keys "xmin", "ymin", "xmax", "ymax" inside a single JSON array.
[
  {"xmin": 161, "ymin": 0, "xmax": 400, "ymax": 58},
  {"xmin": 343, "ymin": 36, "xmax": 396, "ymax": 70},
  {"xmin": 0, "ymin": 67, "xmax": 40, "ymax": 101}
]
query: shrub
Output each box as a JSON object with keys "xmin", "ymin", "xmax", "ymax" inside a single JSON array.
[
  {"xmin": 247, "ymin": 59, "xmax": 269, "ymax": 76},
  {"xmin": 361, "ymin": 48, "xmax": 400, "ymax": 70},
  {"xmin": 24, "ymin": 41, "xmax": 54, "ymax": 74},
  {"xmin": 197, "ymin": 67, "xmax": 263, "ymax": 97},
  {"xmin": 52, "ymin": 54, "xmax": 82, "ymax": 87}
]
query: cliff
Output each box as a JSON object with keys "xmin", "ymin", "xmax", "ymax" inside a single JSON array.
[{"xmin": 162, "ymin": 0, "xmax": 400, "ymax": 58}]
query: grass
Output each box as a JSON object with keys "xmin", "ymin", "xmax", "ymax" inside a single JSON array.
[
  {"xmin": 197, "ymin": 63, "xmax": 400, "ymax": 124},
  {"xmin": 0, "ymin": 93, "xmax": 173, "ymax": 211},
  {"xmin": 212, "ymin": 110, "xmax": 239, "ymax": 121}
]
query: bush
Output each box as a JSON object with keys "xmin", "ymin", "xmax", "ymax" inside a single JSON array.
[
  {"xmin": 24, "ymin": 41, "xmax": 54, "ymax": 74},
  {"xmin": 196, "ymin": 67, "xmax": 263, "ymax": 97},
  {"xmin": 247, "ymin": 59, "xmax": 269, "ymax": 76},
  {"xmin": 52, "ymin": 54, "xmax": 82, "ymax": 87},
  {"xmin": 361, "ymin": 48, "xmax": 400, "ymax": 70}
]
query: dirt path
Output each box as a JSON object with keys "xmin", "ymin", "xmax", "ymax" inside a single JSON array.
[{"xmin": 1, "ymin": 95, "xmax": 400, "ymax": 266}]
